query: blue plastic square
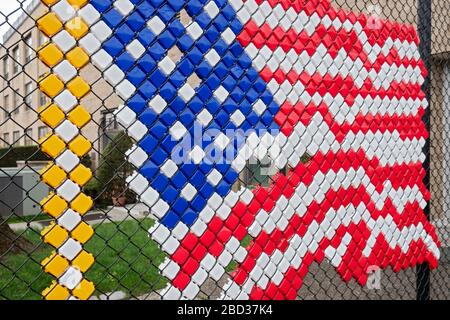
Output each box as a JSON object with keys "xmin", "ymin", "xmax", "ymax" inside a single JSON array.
[
  {"xmin": 170, "ymin": 96, "xmax": 187, "ymax": 113},
  {"xmin": 172, "ymin": 198, "xmax": 189, "ymax": 216},
  {"xmin": 138, "ymin": 81, "xmax": 157, "ymax": 100},
  {"xmin": 126, "ymin": 11, "xmax": 146, "ymax": 31},
  {"xmin": 128, "ymin": 66, "xmax": 146, "ymax": 86},
  {"xmin": 149, "ymin": 69, "xmax": 166, "ymax": 88},
  {"xmin": 177, "ymin": 34, "xmax": 195, "ymax": 52},
  {"xmin": 178, "ymin": 59, "xmax": 194, "ymax": 76},
  {"xmin": 115, "ymin": 24, "xmax": 135, "ymax": 44},
  {"xmin": 139, "ymin": 108, "xmax": 158, "ymax": 127},
  {"xmin": 116, "ymin": 51, "xmax": 135, "ymax": 72},
  {"xmin": 138, "ymin": 54, "xmax": 156, "ymax": 73},
  {"xmin": 179, "ymin": 109, "xmax": 195, "ymax": 127},
  {"xmin": 158, "ymin": 30, "xmax": 177, "ymax": 49},
  {"xmin": 140, "ymin": 161, "xmax": 159, "ymax": 180},
  {"xmin": 159, "ymin": 82, "xmax": 177, "ymax": 101},
  {"xmin": 160, "ymin": 108, "xmax": 177, "ymax": 127},
  {"xmin": 169, "ymin": 71, "xmax": 186, "ymax": 89},
  {"xmin": 161, "ymin": 135, "xmax": 177, "ymax": 153},
  {"xmin": 181, "ymin": 209, "xmax": 197, "ymax": 226},
  {"xmin": 187, "ymin": 47, "xmax": 203, "ymax": 65},
  {"xmin": 158, "ymin": 4, "xmax": 176, "ymax": 23},
  {"xmin": 151, "ymin": 174, "xmax": 169, "ymax": 192},
  {"xmin": 103, "ymin": 8, "xmax": 124, "ymax": 29},
  {"xmin": 149, "ymin": 121, "xmax": 167, "ymax": 140},
  {"xmin": 148, "ymin": 42, "xmax": 166, "ymax": 61},
  {"xmin": 191, "ymin": 195, "xmax": 207, "ymax": 212},
  {"xmin": 136, "ymin": 1, "xmax": 155, "ymax": 19},
  {"xmin": 138, "ymin": 28, "xmax": 156, "ymax": 47},
  {"xmin": 199, "ymin": 183, "xmax": 214, "ymax": 199},
  {"xmin": 140, "ymin": 134, "xmax": 158, "ymax": 153},
  {"xmin": 91, "ymin": 0, "xmax": 112, "ymax": 13},
  {"xmin": 162, "ymin": 185, "xmax": 179, "ymax": 204},
  {"xmin": 187, "ymin": 97, "xmax": 203, "ymax": 114},
  {"xmin": 103, "ymin": 37, "xmax": 124, "ymax": 57},
  {"xmin": 171, "ymin": 171, "xmax": 187, "ymax": 189},
  {"xmin": 161, "ymin": 211, "xmax": 179, "ymax": 229},
  {"xmin": 196, "ymin": 61, "xmax": 213, "ymax": 78}
]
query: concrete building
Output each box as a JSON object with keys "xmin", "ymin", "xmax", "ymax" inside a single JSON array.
[{"xmin": 0, "ymin": 0, "xmax": 448, "ymax": 222}]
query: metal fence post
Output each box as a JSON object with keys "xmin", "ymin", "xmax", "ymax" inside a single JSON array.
[{"xmin": 417, "ymin": 0, "xmax": 432, "ymax": 301}]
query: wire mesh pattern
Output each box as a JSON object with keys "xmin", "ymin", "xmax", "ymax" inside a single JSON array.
[{"xmin": 0, "ymin": 0, "xmax": 448, "ymax": 301}]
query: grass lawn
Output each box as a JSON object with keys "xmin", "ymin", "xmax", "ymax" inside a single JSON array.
[{"xmin": 0, "ymin": 219, "xmax": 167, "ymax": 300}]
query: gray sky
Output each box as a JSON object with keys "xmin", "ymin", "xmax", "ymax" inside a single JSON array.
[{"xmin": 0, "ymin": 0, "xmax": 32, "ymax": 40}]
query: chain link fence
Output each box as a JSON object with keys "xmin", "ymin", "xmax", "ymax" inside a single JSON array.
[{"xmin": 0, "ymin": 0, "xmax": 448, "ymax": 300}]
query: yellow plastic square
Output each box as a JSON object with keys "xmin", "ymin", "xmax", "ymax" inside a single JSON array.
[
  {"xmin": 42, "ymin": 223, "xmax": 69, "ymax": 248},
  {"xmin": 71, "ymin": 221, "xmax": 94, "ymax": 244},
  {"xmin": 40, "ymin": 74, "xmax": 64, "ymax": 98},
  {"xmin": 39, "ymin": 103, "xmax": 65, "ymax": 128},
  {"xmin": 72, "ymin": 250, "xmax": 94, "ymax": 273},
  {"xmin": 38, "ymin": 43, "xmax": 63, "ymax": 67},
  {"xmin": 69, "ymin": 135, "xmax": 91, "ymax": 157},
  {"xmin": 41, "ymin": 193, "xmax": 68, "ymax": 218},
  {"xmin": 67, "ymin": 76, "xmax": 90, "ymax": 99},
  {"xmin": 37, "ymin": 13, "xmax": 63, "ymax": 37},
  {"xmin": 41, "ymin": 164, "xmax": 67, "ymax": 188},
  {"xmin": 42, "ymin": 253, "xmax": 69, "ymax": 278},
  {"xmin": 66, "ymin": 17, "xmax": 88, "ymax": 40},
  {"xmin": 73, "ymin": 279, "xmax": 95, "ymax": 300},
  {"xmin": 68, "ymin": 105, "xmax": 91, "ymax": 128},
  {"xmin": 41, "ymin": 0, "xmax": 60, "ymax": 6},
  {"xmin": 70, "ymin": 164, "xmax": 92, "ymax": 186},
  {"xmin": 67, "ymin": 0, "xmax": 89, "ymax": 8},
  {"xmin": 39, "ymin": 134, "xmax": 66, "ymax": 158},
  {"xmin": 71, "ymin": 193, "xmax": 93, "ymax": 215},
  {"xmin": 43, "ymin": 282, "xmax": 70, "ymax": 300},
  {"xmin": 66, "ymin": 47, "xmax": 89, "ymax": 69}
]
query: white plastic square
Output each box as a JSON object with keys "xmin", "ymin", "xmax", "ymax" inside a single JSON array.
[
  {"xmin": 54, "ymin": 90, "xmax": 78, "ymax": 112},
  {"xmin": 160, "ymin": 159, "xmax": 178, "ymax": 178},
  {"xmin": 189, "ymin": 145, "xmax": 205, "ymax": 164},
  {"xmin": 230, "ymin": 110, "xmax": 245, "ymax": 126},
  {"xmin": 91, "ymin": 21, "xmax": 112, "ymax": 42},
  {"xmin": 59, "ymin": 267, "xmax": 83, "ymax": 290},
  {"xmin": 252, "ymin": 99, "xmax": 266, "ymax": 115},
  {"xmin": 126, "ymin": 146, "xmax": 148, "ymax": 168},
  {"xmin": 55, "ymin": 120, "xmax": 79, "ymax": 142},
  {"xmin": 52, "ymin": 0, "xmax": 76, "ymax": 22},
  {"xmin": 116, "ymin": 80, "xmax": 136, "ymax": 100},
  {"xmin": 56, "ymin": 150, "xmax": 80, "ymax": 172},
  {"xmin": 140, "ymin": 186, "xmax": 159, "ymax": 207},
  {"xmin": 127, "ymin": 39, "xmax": 146, "ymax": 59},
  {"xmin": 158, "ymin": 56, "xmax": 176, "ymax": 75},
  {"xmin": 79, "ymin": 34, "xmax": 101, "ymax": 54},
  {"xmin": 104, "ymin": 65, "xmax": 125, "ymax": 86},
  {"xmin": 204, "ymin": 1, "xmax": 220, "ymax": 18},
  {"xmin": 205, "ymin": 49, "xmax": 220, "ymax": 67},
  {"xmin": 221, "ymin": 28, "xmax": 235, "ymax": 45},
  {"xmin": 161, "ymin": 236, "xmax": 180, "ymax": 255},
  {"xmin": 214, "ymin": 132, "xmax": 230, "ymax": 150},
  {"xmin": 197, "ymin": 109, "xmax": 213, "ymax": 127},
  {"xmin": 169, "ymin": 121, "xmax": 187, "ymax": 140},
  {"xmin": 147, "ymin": 16, "xmax": 166, "ymax": 35},
  {"xmin": 92, "ymin": 49, "xmax": 113, "ymax": 70},
  {"xmin": 186, "ymin": 22, "xmax": 203, "ymax": 40},
  {"xmin": 54, "ymin": 60, "xmax": 77, "ymax": 82},
  {"xmin": 152, "ymin": 199, "xmax": 169, "ymax": 218},
  {"xmin": 114, "ymin": 106, "xmax": 136, "ymax": 127},
  {"xmin": 179, "ymin": 84, "xmax": 195, "ymax": 102},
  {"xmin": 58, "ymin": 209, "xmax": 81, "ymax": 231},
  {"xmin": 79, "ymin": 4, "xmax": 101, "ymax": 26},
  {"xmin": 213, "ymin": 86, "xmax": 229, "ymax": 103},
  {"xmin": 58, "ymin": 238, "xmax": 82, "ymax": 261},
  {"xmin": 207, "ymin": 169, "xmax": 222, "ymax": 186},
  {"xmin": 53, "ymin": 30, "xmax": 76, "ymax": 53},
  {"xmin": 128, "ymin": 121, "xmax": 147, "ymax": 141},
  {"xmin": 181, "ymin": 183, "xmax": 197, "ymax": 201},
  {"xmin": 114, "ymin": 0, "xmax": 135, "ymax": 16},
  {"xmin": 160, "ymin": 260, "xmax": 180, "ymax": 280},
  {"xmin": 126, "ymin": 172, "xmax": 149, "ymax": 195},
  {"xmin": 149, "ymin": 95, "xmax": 167, "ymax": 114},
  {"xmin": 57, "ymin": 179, "xmax": 81, "ymax": 202}
]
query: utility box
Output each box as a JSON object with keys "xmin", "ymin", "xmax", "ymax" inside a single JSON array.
[{"xmin": 0, "ymin": 167, "xmax": 49, "ymax": 217}]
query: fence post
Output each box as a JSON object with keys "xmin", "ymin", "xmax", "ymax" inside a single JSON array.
[{"xmin": 417, "ymin": 0, "xmax": 432, "ymax": 301}]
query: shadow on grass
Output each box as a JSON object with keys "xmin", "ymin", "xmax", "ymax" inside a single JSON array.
[{"xmin": 0, "ymin": 219, "xmax": 167, "ymax": 300}]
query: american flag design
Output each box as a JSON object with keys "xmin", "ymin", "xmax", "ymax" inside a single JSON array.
[{"xmin": 78, "ymin": 0, "xmax": 440, "ymax": 299}]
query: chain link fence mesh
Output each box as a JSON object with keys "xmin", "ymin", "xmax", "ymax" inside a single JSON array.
[{"xmin": 0, "ymin": 0, "xmax": 448, "ymax": 300}]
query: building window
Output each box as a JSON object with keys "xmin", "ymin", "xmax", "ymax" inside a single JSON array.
[
  {"xmin": 3, "ymin": 133, "xmax": 10, "ymax": 147},
  {"xmin": 2, "ymin": 56, "xmax": 8, "ymax": 79},
  {"xmin": 24, "ymin": 128, "xmax": 33, "ymax": 146},
  {"xmin": 13, "ymin": 91, "xmax": 20, "ymax": 114},
  {"xmin": 12, "ymin": 46, "xmax": 20, "ymax": 74},
  {"xmin": 3, "ymin": 95, "xmax": 9, "ymax": 119},
  {"xmin": 13, "ymin": 131, "xmax": 20, "ymax": 146},
  {"xmin": 25, "ymin": 82, "xmax": 33, "ymax": 108},
  {"xmin": 38, "ymin": 31, "xmax": 48, "ymax": 47},
  {"xmin": 39, "ymin": 91, "xmax": 47, "ymax": 106},
  {"xmin": 24, "ymin": 34, "xmax": 33, "ymax": 63},
  {"xmin": 38, "ymin": 126, "xmax": 48, "ymax": 139}
]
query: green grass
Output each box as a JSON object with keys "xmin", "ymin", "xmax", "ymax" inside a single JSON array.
[
  {"xmin": 5, "ymin": 214, "xmax": 50, "ymax": 224},
  {"xmin": 0, "ymin": 219, "xmax": 167, "ymax": 300}
]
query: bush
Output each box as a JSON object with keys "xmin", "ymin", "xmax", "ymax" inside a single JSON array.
[
  {"xmin": 0, "ymin": 146, "xmax": 49, "ymax": 167},
  {"xmin": 0, "ymin": 146, "xmax": 93, "ymax": 169},
  {"xmin": 93, "ymin": 131, "xmax": 135, "ymax": 205}
]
